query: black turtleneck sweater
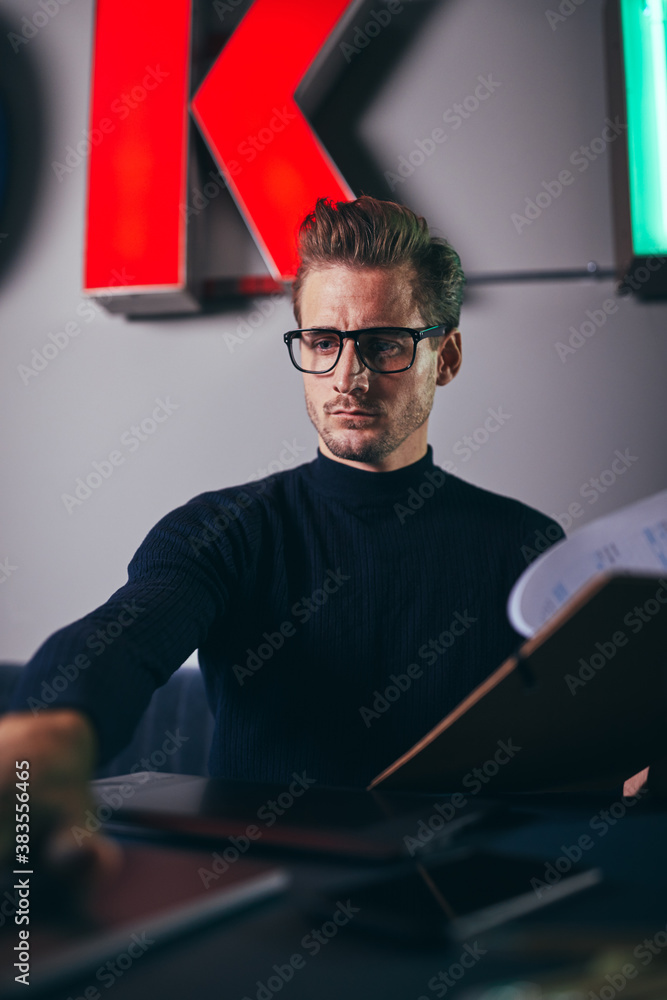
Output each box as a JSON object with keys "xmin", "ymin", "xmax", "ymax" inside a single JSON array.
[{"xmin": 10, "ymin": 446, "xmax": 563, "ymax": 787}]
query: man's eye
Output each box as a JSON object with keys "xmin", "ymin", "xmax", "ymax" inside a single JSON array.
[
  {"xmin": 367, "ymin": 338, "xmax": 400, "ymax": 354},
  {"xmin": 304, "ymin": 335, "xmax": 338, "ymax": 352}
]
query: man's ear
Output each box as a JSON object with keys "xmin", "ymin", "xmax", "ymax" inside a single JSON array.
[{"xmin": 435, "ymin": 329, "xmax": 462, "ymax": 386}]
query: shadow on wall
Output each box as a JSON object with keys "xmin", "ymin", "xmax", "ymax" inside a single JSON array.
[
  {"xmin": 301, "ymin": 0, "xmax": 444, "ymax": 201},
  {"xmin": 0, "ymin": 9, "xmax": 46, "ymax": 290}
]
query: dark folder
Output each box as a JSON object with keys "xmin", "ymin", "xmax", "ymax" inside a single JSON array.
[{"xmin": 370, "ymin": 573, "xmax": 667, "ymax": 792}]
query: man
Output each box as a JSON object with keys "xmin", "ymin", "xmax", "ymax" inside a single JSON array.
[{"xmin": 0, "ymin": 195, "xmax": 565, "ymax": 866}]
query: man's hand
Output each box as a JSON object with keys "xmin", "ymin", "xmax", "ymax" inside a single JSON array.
[
  {"xmin": 623, "ymin": 767, "xmax": 649, "ymax": 798},
  {"xmin": 623, "ymin": 756, "xmax": 667, "ymax": 798},
  {"xmin": 0, "ymin": 710, "xmax": 122, "ymax": 892}
]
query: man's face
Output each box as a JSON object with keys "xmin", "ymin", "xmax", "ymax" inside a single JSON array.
[{"xmin": 298, "ymin": 264, "xmax": 460, "ymax": 469}]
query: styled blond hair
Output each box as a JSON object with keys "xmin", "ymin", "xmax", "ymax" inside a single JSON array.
[{"xmin": 292, "ymin": 195, "xmax": 465, "ymax": 333}]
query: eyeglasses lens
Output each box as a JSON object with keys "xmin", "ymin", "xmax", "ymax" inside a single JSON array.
[{"xmin": 295, "ymin": 329, "xmax": 415, "ymax": 373}]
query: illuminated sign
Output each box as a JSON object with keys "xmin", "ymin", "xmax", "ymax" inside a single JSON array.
[
  {"xmin": 84, "ymin": 0, "xmax": 357, "ymax": 315},
  {"xmin": 606, "ymin": 0, "xmax": 667, "ymax": 298}
]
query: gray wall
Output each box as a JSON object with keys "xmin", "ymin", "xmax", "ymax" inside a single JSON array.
[{"xmin": 1, "ymin": 0, "xmax": 666, "ymax": 662}]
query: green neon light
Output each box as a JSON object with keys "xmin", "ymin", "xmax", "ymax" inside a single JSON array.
[{"xmin": 620, "ymin": 0, "xmax": 667, "ymax": 254}]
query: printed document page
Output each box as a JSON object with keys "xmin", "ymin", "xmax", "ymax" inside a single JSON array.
[{"xmin": 507, "ymin": 488, "xmax": 667, "ymax": 637}]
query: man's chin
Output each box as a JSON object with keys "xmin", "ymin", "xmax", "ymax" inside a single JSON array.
[{"xmin": 320, "ymin": 427, "xmax": 393, "ymax": 464}]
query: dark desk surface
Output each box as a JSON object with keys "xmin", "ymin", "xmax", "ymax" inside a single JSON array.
[{"xmin": 13, "ymin": 790, "xmax": 667, "ymax": 1000}]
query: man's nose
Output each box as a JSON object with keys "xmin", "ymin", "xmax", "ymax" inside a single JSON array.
[{"xmin": 332, "ymin": 338, "xmax": 369, "ymax": 393}]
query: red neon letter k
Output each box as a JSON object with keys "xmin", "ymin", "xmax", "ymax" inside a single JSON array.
[{"xmin": 191, "ymin": 0, "xmax": 355, "ymax": 282}]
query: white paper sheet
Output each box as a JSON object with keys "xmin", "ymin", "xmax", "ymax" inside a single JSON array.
[{"xmin": 507, "ymin": 488, "xmax": 667, "ymax": 637}]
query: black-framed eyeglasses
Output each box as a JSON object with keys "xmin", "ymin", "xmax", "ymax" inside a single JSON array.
[{"xmin": 283, "ymin": 325, "xmax": 449, "ymax": 374}]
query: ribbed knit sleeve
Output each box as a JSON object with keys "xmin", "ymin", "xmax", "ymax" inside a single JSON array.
[{"xmin": 8, "ymin": 492, "xmax": 255, "ymax": 765}]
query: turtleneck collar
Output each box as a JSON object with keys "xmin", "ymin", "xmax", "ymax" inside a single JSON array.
[{"xmin": 304, "ymin": 444, "xmax": 440, "ymax": 502}]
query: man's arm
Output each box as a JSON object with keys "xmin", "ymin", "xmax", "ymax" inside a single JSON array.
[
  {"xmin": 0, "ymin": 491, "xmax": 249, "ymax": 866},
  {"xmin": 6, "ymin": 494, "xmax": 234, "ymax": 765}
]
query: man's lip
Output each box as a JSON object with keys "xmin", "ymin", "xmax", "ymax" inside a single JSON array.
[{"xmin": 330, "ymin": 409, "xmax": 380, "ymax": 415}]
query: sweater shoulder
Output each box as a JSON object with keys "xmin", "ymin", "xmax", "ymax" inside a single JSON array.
[
  {"xmin": 179, "ymin": 459, "xmax": 313, "ymax": 515},
  {"xmin": 140, "ymin": 461, "xmax": 313, "ymax": 550},
  {"xmin": 442, "ymin": 471, "xmax": 563, "ymax": 535}
]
